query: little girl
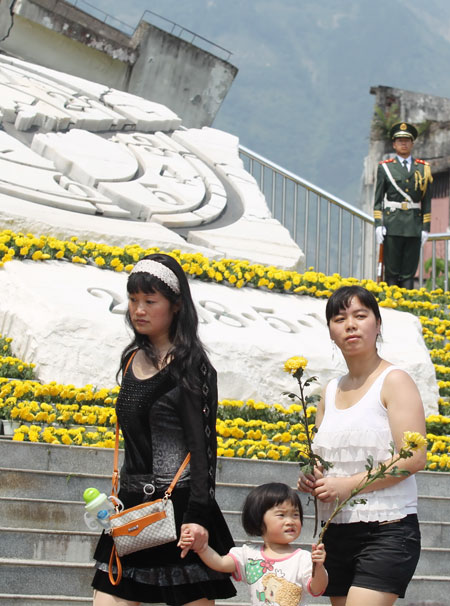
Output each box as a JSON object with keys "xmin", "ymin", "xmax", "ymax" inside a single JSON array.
[{"xmin": 179, "ymin": 482, "xmax": 328, "ymax": 606}]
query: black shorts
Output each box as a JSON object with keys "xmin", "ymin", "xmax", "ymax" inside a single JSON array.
[{"xmin": 322, "ymin": 514, "xmax": 421, "ymax": 598}]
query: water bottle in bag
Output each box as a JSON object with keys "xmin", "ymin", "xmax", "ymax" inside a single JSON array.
[{"xmin": 83, "ymin": 487, "xmax": 122, "ymax": 531}]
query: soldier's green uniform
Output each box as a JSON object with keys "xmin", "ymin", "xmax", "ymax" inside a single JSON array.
[{"xmin": 374, "ymin": 122, "xmax": 432, "ymax": 288}]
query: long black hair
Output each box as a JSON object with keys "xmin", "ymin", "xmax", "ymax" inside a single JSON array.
[{"xmin": 119, "ymin": 253, "xmax": 208, "ymax": 392}]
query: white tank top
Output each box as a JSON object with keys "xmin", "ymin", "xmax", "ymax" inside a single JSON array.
[{"xmin": 313, "ymin": 365, "xmax": 417, "ymax": 524}]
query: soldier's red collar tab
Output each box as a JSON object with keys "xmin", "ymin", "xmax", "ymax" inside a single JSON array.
[
  {"xmin": 415, "ymin": 158, "xmax": 429, "ymax": 165},
  {"xmin": 379, "ymin": 158, "xmax": 395, "ymax": 164}
]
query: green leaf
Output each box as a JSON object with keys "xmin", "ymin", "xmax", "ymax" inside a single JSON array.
[
  {"xmin": 350, "ymin": 498, "xmax": 367, "ymax": 506},
  {"xmin": 282, "ymin": 391, "xmax": 296, "ymax": 397},
  {"xmin": 300, "ymin": 463, "xmax": 314, "ymax": 475},
  {"xmin": 365, "ymin": 455, "xmax": 374, "ymax": 471},
  {"xmin": 315, "ymin": 454, "xmax": 334, "ymax": 470},
  {"xmin": 303, "ymin": 377, "xmax": 318, "ymax": 388}
]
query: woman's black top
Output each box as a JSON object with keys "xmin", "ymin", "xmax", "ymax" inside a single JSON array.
[{"xmin": 116, "ymin": 353, "xmax": 218, "ymax": 525}]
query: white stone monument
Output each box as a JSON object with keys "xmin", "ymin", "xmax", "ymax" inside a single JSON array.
[{"xmin": 0, "ymin": 55, "xmax": 438, "ymax": 414}]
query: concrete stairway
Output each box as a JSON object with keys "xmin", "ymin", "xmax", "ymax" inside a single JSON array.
[{"xmin": 0, "ymin": 438, "xmax": 449, "ymax": 606}]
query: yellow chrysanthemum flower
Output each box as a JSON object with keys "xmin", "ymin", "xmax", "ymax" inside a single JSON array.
[
  {"xmin": 283, "ymin": 356, "xmax": 308, "ymax": 374},
  {"xmin": 402, "ymin": 431, "xmax": 428, "ymax": 451}
]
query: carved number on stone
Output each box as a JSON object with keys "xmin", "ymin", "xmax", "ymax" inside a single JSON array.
[
  {"xmin": 250, "ymin": 306, "xmax": 300, "ymax": 333},
  {"xmin": 198, "ymin": 301, "xmax": 248, "ymax": 328},
  {"xmin": 87, "ymin": 288, "xmax": 127, "ymax": 314}
]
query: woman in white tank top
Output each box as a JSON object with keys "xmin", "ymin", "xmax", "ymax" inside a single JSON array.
[{"xmin": 297, "ymin": 285, "xmax": 426, "ymax": 606}]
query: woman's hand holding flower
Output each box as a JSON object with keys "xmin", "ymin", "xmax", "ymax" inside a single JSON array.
[{"xmin": 312, "ymin": 475, "xmax": 355, "ymax": 504}]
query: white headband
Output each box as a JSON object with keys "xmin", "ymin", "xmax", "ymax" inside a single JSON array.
[{"xmin": 130, "ymin": 259, "xmax": 181, "ymax": 295}]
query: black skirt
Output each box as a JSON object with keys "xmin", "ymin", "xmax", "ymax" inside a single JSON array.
[{"xmin": 92, "ymin": 486, "xmax": 236, "ymax": 605}]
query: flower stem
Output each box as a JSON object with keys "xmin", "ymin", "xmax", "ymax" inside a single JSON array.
[
  {"xmin": 297, "ymin": 376, "xmax": 318, "ymax": 537},
  {"xmin": 317, "ymin": 451, "xmax": 409, "ymax": 545}
]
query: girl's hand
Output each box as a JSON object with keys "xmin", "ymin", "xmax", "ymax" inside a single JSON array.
[
  {"xmin": 311, "ymin": 542, "xmax": 326, "ymax": 565},
  {"xmin": 178, "ymin": 523, "xmax": 208, "ymax": 558},
  {"xmin": 313, "ymin": 476, "xmax": 354, "ymax": 503},
  {"xmin": 178, "ymin": 528, "xmax": 194, "ymax": 556}
]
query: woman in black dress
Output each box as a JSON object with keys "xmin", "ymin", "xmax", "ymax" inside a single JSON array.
[{"xmin": 92, "ymin": 253, "xmax": 236, "ymax": 606}]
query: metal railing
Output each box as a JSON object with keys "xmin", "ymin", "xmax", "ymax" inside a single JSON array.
[
  {"xmin": 63, "ymin": 0, "xmax": 135, "ymax": 34},
  {"xmin": 419, "ymin": 234, "xmax": 450, "ymax": 291},
  {"xmin": 239, "ymin": 145, "xmax": 376, "ymax": 281},
  {"xmin": 141, "ymin": 10, "xmax": 233, "ymax": 62},
  {"xmin": 239, "ymin": 145, "xmax": 450, "ymax": 290},
  {"xmin": 63, "ymin": 1, "xmax": 233, "ymax": 62}
]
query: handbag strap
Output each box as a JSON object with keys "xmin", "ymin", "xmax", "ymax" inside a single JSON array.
[
  {"xmin": 111, "ymin": 349, "xmax": 191, "ymax": 499},
  {"xmin": 109, "ymin": 548, "xmax": 122, "ymax": 586},
  {"xmin": 164, "ymin": 452, "xmax": 191, "ymax": 498},
  {"xmin": 111, "ymin": 350, "xmax": 137, "ymax": 497}
]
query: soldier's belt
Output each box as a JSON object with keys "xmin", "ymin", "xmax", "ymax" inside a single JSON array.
[{"xmin": 385, "ymin": 201, "xmax": 421, "ymax": 211}]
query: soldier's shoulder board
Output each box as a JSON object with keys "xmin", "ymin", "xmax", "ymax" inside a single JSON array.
[
  {"xmin": 379, "ymin": 158, "xmax": 395, "ymax": 164},
  {"xmin": 415, "ymin": 159, "xmax": 430, "ymax": 166}
]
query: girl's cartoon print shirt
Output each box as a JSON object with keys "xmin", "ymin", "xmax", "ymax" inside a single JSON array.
[{"xmin": 228, "ymin": 544, "xmax": 325, "ymax": 606}]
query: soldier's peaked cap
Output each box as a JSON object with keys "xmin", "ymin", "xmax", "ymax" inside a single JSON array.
[{"xmin": 390, "ymin": 122, "xmax": 418, "ymax": 141}]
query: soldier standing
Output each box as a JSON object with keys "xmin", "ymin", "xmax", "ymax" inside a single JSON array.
[{"xmin": 374, "ymin": 122, "xmax": 433, "ymax": 289}]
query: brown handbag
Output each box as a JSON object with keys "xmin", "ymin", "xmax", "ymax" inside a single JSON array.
[{"xmin": 107, "ymin": 350, "xmax": 190, "ymax": 585}]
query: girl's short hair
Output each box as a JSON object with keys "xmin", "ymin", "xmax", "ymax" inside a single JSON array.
[
  {"xmin": 325, "ymin": 285, "xmax": 382, "ymax": 326},
  {"xmin": 242, "ymin": 483, "xmax": 303, "ymax": 536}
]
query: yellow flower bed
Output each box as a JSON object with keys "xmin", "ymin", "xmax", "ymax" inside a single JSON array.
[
  {"xmin": 3, "ymin": 387, "xmax": 445, "ymax": 470},
  {"xmin": 12, "ymin": 424, "xmax": 118, "ymax": 448},
  {"xmin": 0, "ymin": 378, "xmax": 119, "ymax": 404},
  {"xmin": 8, "ymin": 401, "xmax": 117, "ymax": 426},
  {"xmin": 2, "ymin": 228, "xmax": 450, "ymax": 308},
  {"xmin": 0, "ymin": 356, "xmax": 35, "ymax": 380}
]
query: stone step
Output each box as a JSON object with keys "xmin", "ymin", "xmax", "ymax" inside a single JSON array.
[
  {"xmin": 0, "ymin": 467, "xmax": 111, "ymax": 500},
  {"xmin": 1, "ymin": 497, "xmax": 449, "ymax": 549},
  {"xmin": 0, "ymin": 559, "xmax": 94, "ymax": 598},
  {"xmin": 0, "ymin": 596, "xmax": 91, "ymax": 606},
  {"xmin": 2, "ymin": 520, "xmax": 446, "ymax": 572},
  {"xmin": 420, "ymin": 520, "xmax": 450, "ymax": 548},
  {"xmin": 414, "ymin": 547, "xmax": 450, "ymax": 576},
  {"xmin": 5, "ymin": 497, "xmax": 444, "ymax": 547},
  {"xmin": 0, "ymin": 528, "xmax": 98, "ymax": 562},
  {"xmin": 0, "ymin": 557, "xmax": 447, "ymax": 606},
  {"xmin": 0, "ymin": 557, "xmax": 326, "ymax": 604},
  {"xmin": 1, "ymin": 440, "xmax": 449, "ymax": 606},
  {"xmin": 1, "ymin": 440, "xmax": 449, "ymax": 498},
  {"xmin": 0, "ymin": 498, "xmax": 86, "ymax": 531},
  {"xmin": 0, "ymin": 440, "xmax": 117, "ymax": 474},
  {"xmin": 0, "ymin": 598, "xmax": 251, "ymax": 606},
  {"xmin": 405, "ymin": 576, "xmax": 449, "ymax": 606},
  {"xmin": 0, "ymin": 524, "xmax": 446, "ymax": 595},
  {"xmin": 2, "ymin": 467, "xmax": 449, "ymax": 523},
  {"xmin": 0, "ymin": 600, "xmax": 252, "ymax": 606}
]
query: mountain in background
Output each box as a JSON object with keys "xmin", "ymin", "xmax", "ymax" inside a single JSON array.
[{"xmin": 89, "ymin": 0, "xmax": 450, "ymax": 206}]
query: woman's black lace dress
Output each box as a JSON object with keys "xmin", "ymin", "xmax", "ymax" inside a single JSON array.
[{"xmin": 92, "ymin": 353, "xmax": 236, "ymax": 605}]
